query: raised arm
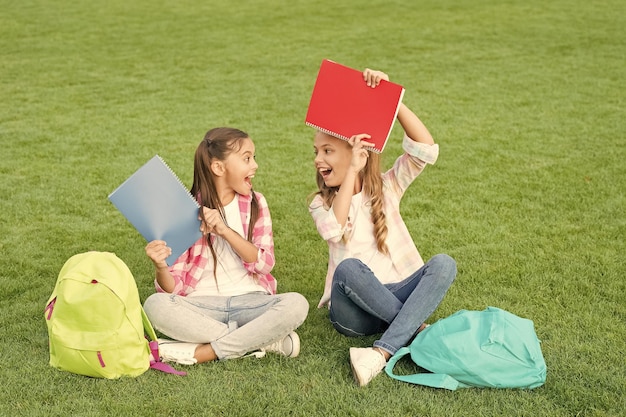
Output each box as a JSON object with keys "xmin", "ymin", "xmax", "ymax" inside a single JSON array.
[
  {"xmin": 363, "ymin": 68, "xmax": 434, "ymax": 146},
  {"xmin": 397, "ymin": 103, "xmax": 434, "ymax": 145}
]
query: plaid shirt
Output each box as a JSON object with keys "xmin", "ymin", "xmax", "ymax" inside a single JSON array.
[
  {"xmin": 309, "ymin": 135, "xmax": 439, "ymax": 306},
  {"xmin": 156, "ymin": 191, "xmax": 277, "ymax": 296}
]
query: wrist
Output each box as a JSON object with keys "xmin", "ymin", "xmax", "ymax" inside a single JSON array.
[
  {"xmin": 154, "ymin": 262, "xmax": 169, "ymax": 271},
  {"xmin": 215, "ymin": 225, "xmax": 233, "ymax": 238},
  {"xmin": 346, "ymin": 168, "xmax": 360, "ymax": 179}
]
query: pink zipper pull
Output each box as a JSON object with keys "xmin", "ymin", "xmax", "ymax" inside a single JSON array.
[
  {"xmin": 45, "ymin": 298, "xmax": 56, "ymax": 320},
  {"xmin": 97, "ymin": 351, "xmax": 106, "ymax": 368}
]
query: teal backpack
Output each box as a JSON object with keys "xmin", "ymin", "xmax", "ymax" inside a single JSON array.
[
  {"xmin": 385, "ymin": 307, "xmax": 547, "ymax": 390},
  {"xmin": 44, "ymin": 251, "xmax": 184, "ymax": 378}
]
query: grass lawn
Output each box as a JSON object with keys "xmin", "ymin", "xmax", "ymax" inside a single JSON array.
[{"xmin": 1, "ymin": 0, "xmax": 624, "ymax": 416}]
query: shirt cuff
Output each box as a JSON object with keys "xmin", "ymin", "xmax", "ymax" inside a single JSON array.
[
  {"xmin": 325, "ymin": 206, "xmax": 349, "ymax": 242},
  {"xmin": 402, "ymin": 134, "xmax": 439, "ymax": 164}
]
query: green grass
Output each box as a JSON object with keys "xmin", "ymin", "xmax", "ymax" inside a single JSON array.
[{"xmin": 1, "ymin": 0, "xmax": 624, "ymax": 416}]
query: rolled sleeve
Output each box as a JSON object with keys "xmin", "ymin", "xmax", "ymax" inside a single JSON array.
[
  {"xmin": 309, "ymin": 195, "xmax": 347, "ymax": 243},
  {"xmin": 402, "ymin": 134, "xmax": 439, "ymax": 165}
]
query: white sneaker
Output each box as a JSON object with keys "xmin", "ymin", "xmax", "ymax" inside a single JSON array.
[
  {"xmin": 261, "ymin": 331, "xmax": 300, "ymax": 358},
  {"xmin": 349, "ymin": 347, "xmax": 387, "ymax": 387},
  {"xmin": 157, "ymin": 339, "xmax": 199, "ymax": 365}
]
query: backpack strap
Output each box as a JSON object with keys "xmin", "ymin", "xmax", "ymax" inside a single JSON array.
[
  {"xmin": 142, "ymin": 307, "xmax": 159, "ymax": 344},
  {"xmin": 384, "ymin": 347, "xmax": 462, "ymax": 391},
  {"xmin": 141, "ymin": 308, "xmax": 187, "ymax": 376}
]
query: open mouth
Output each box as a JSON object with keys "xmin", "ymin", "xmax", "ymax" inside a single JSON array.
[
  {"xmin": 245, "ymin": 174, "xmax": 254, "ymax": 187},
  {"xmin": 319, "ymin": 168, "xmax": 331, "ymax": 179}
]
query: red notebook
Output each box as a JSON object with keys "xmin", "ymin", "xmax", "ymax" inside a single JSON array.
[{"xmin": 305, "ymin": 59, "xmax": 405, "ymax": 153}]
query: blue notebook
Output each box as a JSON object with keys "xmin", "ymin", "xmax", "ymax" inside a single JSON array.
[{"xmin": 108, "ymin": 155, "xmax": 202, "ymax": 266}]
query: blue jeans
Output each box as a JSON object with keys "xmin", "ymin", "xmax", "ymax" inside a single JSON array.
[
  {"xmin": 329, "ymin": 254, "xmax": 456, "ymax": 355},
  {"xmin": 144, "ymin": 292, "xmax": 309, "ymax": 360}
]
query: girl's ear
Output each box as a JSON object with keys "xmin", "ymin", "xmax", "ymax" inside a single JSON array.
[{"xmin": 210, "ymin": 160, "xmax": 225, "ymax": 177}]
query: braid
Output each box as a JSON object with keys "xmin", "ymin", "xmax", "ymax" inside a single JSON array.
[
  {"xmin": 364, "ymin": 169, "xmax": 389, "ymax": 255},
  {"xmin": 248, "ymin": 191, "xmax": 259, "ymax": 242},
  {"xmin": 370, "ymin": 199, "xmax": 388, "ymax": 255}
]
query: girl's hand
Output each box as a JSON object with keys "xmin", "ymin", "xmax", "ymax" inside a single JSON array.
[
  {"xmin": 348, "ymin": 134, "xmax": 374, "ymax": 173},
  {"xmin": 200, "ymin": 207, "xmax": 229, "ymax": 237},
  {"xmin": 363, "ymin": 68, "xmax": 389, "ymax": 88},
  {"xmin": 145, "ymin": 240, "xmax": 171, "ymax": 269},
  {"xmin": 317, "ymin": 293, "xmax": 331, "ymax": 309}
]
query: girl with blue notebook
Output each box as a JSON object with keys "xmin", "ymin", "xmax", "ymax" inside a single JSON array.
[{"xmin": 143, "ymin": 127, "xmax": 308, "ymax": 364}]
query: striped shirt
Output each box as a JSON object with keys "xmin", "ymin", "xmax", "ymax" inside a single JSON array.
[
  {"xmin": 156, "ymin": 191, "xmax": 277, "ymax": 296},
  {"xmin": 309, "ymin": 135, "xmax": 439, "ymax": 306}
]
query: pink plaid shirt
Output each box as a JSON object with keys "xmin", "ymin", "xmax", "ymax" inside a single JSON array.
[
  {"xmin": 156, "ymin": 191, "xmax": 277, "ymax": 296},
  {"xmin": 309, "ymin": 135, "xmax": 439, "ymax": 306}
]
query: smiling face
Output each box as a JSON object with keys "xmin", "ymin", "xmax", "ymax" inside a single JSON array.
[
  {"xmin": 313, "ymin": 132, "xmax": 352, "ymax": 188},
  {"xmin": 220, "ymin": 137, "xmax": 257, "ymax": 199}
]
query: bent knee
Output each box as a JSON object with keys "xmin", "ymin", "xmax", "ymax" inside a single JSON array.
[
  {"xmin": 143, "ymin": 293, "xmax": 159, "ymax": 316},
  {"xmin": 143, "ymin": 292, "xmax": 171, "ymax": 321},
  {"xmin": 431, "ymin": 253, "xmax": 457, "ymax": 279},
  {"xmin": 336, "ymin": 258, "xmax": 363, "ymax": 274},
  {"xmin": 431, "ymin": 253, "xmax": 456, "ymax": 271},
  {"xmin": 334, "ymin": 258, "xmax": 368, "ymax": 283},
  {"xmin": 283, "ymin": 292, "xmax": 310, "ymax": 323}
]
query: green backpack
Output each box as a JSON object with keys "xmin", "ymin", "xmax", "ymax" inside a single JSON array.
[
  {"xmin": 44, "ymin": 251, "xmax": 184, "ymax": 378},
  {"xmin": 385, "ymin": 307, "xmax": 547, "ymax": 390}
]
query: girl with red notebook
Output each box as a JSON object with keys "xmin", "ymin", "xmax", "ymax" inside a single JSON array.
[{"xmin": 309, "ymin": 67, "xmax": 457, "ymax": 387}]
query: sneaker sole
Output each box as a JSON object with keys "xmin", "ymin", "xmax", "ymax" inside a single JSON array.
[{"xmin": 288, "ymin": 332, "xmax": 301, "ymax": 358}]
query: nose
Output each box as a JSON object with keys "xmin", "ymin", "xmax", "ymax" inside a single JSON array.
[{"xmin": 314, "ymin": 152, "xmax": 322, "ymax": 165}]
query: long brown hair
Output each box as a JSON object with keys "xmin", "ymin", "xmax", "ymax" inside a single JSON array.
[
  {"xmin": 191, "ymin": 127, "xmax": 260, "ymax": 275},
  {"xmin": 314, "ymin": 145, "xmax": 389, "ymax": 254}
]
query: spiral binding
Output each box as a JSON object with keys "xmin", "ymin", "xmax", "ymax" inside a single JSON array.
[
  {"xmin": 304, "ymin": 123, "xmax": 382, "ymax": 154},
  {"xmin": 156, "ymin": 155, "xmax": 200, "ymax": 208},
  {"xmin": 305, "ymin": 122, "xmax": 350, "ymax": 142}
]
